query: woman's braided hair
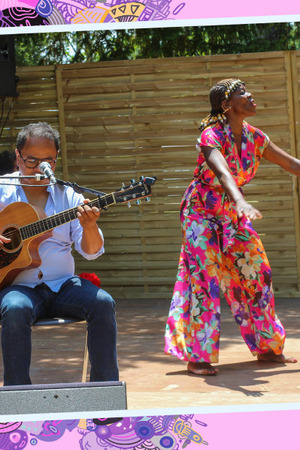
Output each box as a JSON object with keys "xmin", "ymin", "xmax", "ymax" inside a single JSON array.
[{"xmin": 199, "ymin": 78, "xmax": 244, "ymax": 132}]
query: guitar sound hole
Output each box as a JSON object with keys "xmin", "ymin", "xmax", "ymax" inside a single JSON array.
[{"xmin": 2, "ymin": 227, "xmax": 22, "ymax": 252}]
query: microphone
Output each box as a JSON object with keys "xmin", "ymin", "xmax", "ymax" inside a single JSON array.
[{"xmin": 39, "ymin": 162, "xmax": 56, "ymax": 184}]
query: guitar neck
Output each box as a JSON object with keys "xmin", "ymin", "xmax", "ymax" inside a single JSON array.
[
  {"xmin": 20, "ymin": 193, "xmax": 115, "ymax": 240},
  {"xmin": 18, "ymin": 176, "xmax": 156, "ymax": 240}
]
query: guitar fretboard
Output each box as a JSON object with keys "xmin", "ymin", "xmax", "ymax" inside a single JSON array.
[{"xmin": 20, "ymin": 194, "xmax": 116, "ymax": 240}]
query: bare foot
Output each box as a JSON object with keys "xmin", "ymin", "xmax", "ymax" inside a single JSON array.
[
  {"xmin": 187, "ymin": 361, "xmax": 219, "ymax": 376},
  {"xmin": 257, "ymin": 351, "xmax": 297, "ymax": 363}
]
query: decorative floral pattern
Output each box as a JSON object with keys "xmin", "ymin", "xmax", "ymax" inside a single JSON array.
[
  {"xmin": 0, "ymin": 415, "xmax": 208, "ymax": 449},
  {"xmin": 0, "ymin": 0, "xmax": 183, "ymax": 27},
  {"xmin": 165, "ymin": 121, "xmax": 286, "ymax": 363}
]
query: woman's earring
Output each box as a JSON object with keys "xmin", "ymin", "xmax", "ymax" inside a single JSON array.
[{"xmin": 223, "ymin": 105, "xmax": 231, "ymax": 114}]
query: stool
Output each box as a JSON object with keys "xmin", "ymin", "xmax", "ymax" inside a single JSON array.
[{"xmin": 33, "ymin": 317, "xmax": 89, "ymax": 383}]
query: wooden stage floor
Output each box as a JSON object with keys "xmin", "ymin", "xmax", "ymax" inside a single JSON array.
[{"xmin": 1, "ymin": 297, "xmax": 300, "ymax": 412}]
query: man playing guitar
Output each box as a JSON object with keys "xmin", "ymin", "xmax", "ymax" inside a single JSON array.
[{"xmin": 0, "ymin": 122, "xmax": 118, "ymax": 386}]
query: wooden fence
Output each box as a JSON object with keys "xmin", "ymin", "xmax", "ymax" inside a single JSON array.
[{"xmin": 1, "ymin": 50, "xmax": 300, "ymax": 299}]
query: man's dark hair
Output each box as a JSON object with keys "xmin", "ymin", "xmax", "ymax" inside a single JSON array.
[{"xmin": 16, "ymin": 122, "xmax": 60, "ymax": 153}]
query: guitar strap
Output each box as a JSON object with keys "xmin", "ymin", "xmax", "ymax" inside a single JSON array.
[{"xmin": 56, "ymin": 179, "xmax": 107, "ymax": 197}]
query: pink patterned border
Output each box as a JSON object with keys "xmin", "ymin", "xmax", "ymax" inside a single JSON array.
[
  {"xmin": 0, "ymin": 414, "xmax": 208, "ymax": 449},
  {"xmin": 0, "ymin": 408, "xmax": 299, "ymax": 449},
  {"xmin": 0, "ymin": 1, "xmax": 299, "ymax": 448},
  {"xmin": 1, "ymin": 0, "xmax": 300, "ymax": 30}
]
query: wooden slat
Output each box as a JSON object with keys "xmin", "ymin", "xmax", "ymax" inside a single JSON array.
[{"xmin": 3, "ymin": 51, "xmax": 300, "ymax": 298}]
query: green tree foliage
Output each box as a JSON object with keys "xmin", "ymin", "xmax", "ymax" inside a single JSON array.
[
  {"xmin": 134, "ymin": 23, "xmax": 300, "ymax": 57},
  {"xmin": 14, "ymin": 23, "xmax": 300, "ymax": 66},
  {"xmin": 15, "ymin": 30, "xmax": 136, "ymax": 66}
]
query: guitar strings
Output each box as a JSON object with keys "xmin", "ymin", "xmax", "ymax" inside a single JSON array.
[
  {"xmin": 2, "ymin": 198, "xmax": 101, "ymax": 242},
  {"xmin": 1, "ymin": 188, "xmax": 142, "ymax": 243},
  {"xmin": 2, "ymin": 230, "xmax": 20, "ymax": 239}
]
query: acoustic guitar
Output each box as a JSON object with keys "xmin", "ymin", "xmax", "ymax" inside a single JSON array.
[{"xmin": 0, "ymin": 176, "xmax": 156, "ymax": 289}]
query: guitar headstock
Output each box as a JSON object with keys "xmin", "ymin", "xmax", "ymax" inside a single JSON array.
[{"xmin": 114, "ymin": 176, "xmax": 156, "ymax": 205}]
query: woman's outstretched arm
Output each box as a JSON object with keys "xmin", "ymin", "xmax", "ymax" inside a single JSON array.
[{"xmin": 263, "ymin": 141, "xmax": 300, "ymax": 176}]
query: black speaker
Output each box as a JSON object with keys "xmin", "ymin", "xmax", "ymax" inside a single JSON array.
[
  {"xmin": 0, "ymin": 36, "xmax": 18, "ymax": 98},
  {"xmin": 0, "ymin": 381, "xmax": 127, "ymax": 414}
]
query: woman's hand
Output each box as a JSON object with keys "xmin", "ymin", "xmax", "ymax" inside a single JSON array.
[
  {"xmin": 202, "ymin": 146, "xmax": 263, "ymax": 220},
  {"xmin": 236, "ymin": 198, "xmax": 263, "ymax": 220}
]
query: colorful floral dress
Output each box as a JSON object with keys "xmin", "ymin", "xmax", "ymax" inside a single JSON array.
[{"xmin": 164, "ymin": 121, "xmax": 286, "ymax": 363}]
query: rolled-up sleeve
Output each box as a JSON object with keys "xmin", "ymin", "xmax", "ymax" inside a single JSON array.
[
  {"xmin": 75, "ymin": 227, "xmax": 105, "ymax": 260},
  {"xmin": 69, "ymin": 190, "xmax": 105, "ymax": 260}
]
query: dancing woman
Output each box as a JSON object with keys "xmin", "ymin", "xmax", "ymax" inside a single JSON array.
[{"xmin": 165, "ymin": 79, "xmax": 298, "ymax": 375}]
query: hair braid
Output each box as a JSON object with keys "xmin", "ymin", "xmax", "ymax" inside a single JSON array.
[{"xmin": 199, "ymin": 79, "xmax": 244, "ymax": 132}]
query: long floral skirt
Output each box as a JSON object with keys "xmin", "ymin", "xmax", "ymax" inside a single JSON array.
[{"xmin": 164, "ymin": 211, "xmax": 286, "ymax": 363}]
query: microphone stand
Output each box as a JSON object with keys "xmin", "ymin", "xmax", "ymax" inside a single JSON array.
[
  {"xmin": 0, "ymin": 174, "xmax": 52, "ymax": 186},
  {"xmin": 0, "ymin": 175, "xmax": 46, "ymax": 179},
  {"xmin": 56, "ymin": 179, "xmax": 107, "ymax": 197},
  {"xmin": 0, "ymin": 175, "xmax": 106, "ymax": 196}
]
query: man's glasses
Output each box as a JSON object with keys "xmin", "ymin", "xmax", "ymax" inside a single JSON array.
[{"xmin": 19, "ymin": 153, "xmax": 57, "ymax": 169}]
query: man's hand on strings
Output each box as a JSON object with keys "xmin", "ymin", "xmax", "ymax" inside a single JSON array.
[{"xmin": 77, "ymin": 199, "xmax": 100, "ymax": 229}]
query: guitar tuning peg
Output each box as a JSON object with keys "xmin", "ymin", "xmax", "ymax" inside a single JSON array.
[
  {"xmin": 136, "ymin": 199, "xmax": 141, "ymax": 205},
  {"xmin": 145, "ymin": 197, "xmax": 151, "ymax": 202},
  {"xmin": 127, "ymin": 202, "xmax": 132, "ymax": 208}
]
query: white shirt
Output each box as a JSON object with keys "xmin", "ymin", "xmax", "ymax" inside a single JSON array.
[{"xmin": 0, "ymin": 172, "xmax": 104, "ymax": 292}]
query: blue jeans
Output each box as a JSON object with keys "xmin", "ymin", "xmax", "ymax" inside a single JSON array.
[{"xmin": 0, "ymin": 277, "xmax": 119, "ymax": 386}]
